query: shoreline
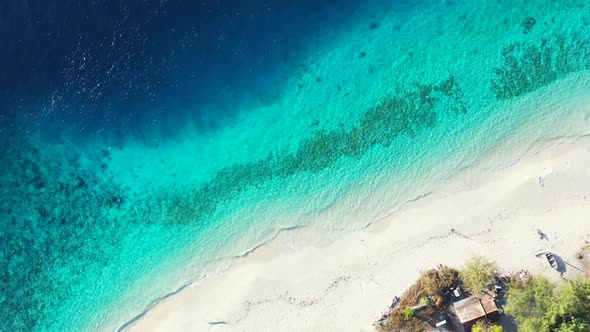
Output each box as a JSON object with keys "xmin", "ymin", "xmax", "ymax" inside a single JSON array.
[
  {"xmin": 5, "ymin": 1, "xmax": 590, "ymax": 331},
  {"xmin": 122, "ymin": 134, "xmax": 590, "ymax": 331}
]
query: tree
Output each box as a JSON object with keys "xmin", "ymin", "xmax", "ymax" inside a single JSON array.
[
  {"xmin": 471, "ymin": 320, "xmax": 503, "ymax": 332},
  {"xmin": 556, "ymin": 318, "xmax": 589, "ymax": 332},
  {"xmin": 547, "ymin": 278, "xmax": 590, "ymax": 331},
  {"xmin": 503, "ymin": 276, "xmax": 553, "ymax": 332},
  {"xmin": 504, "ymin": 276, "xmax": 590, "ymax": 332},
  {"xmin": 460, "ymin": 256, "xmax": 497, "ymax": 293}
]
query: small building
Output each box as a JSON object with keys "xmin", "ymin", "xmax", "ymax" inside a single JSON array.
[{"xmin": 453, "ymin": 295, "xmax": 499, "ymax": 331}]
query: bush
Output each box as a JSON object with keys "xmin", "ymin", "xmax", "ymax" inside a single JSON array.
[
  {"xmin": 460, "ymin": 256, "xmax": 497, "ymax": 293},
  {"xmin": 402, "ymin": 307, "xmax": 415, "ymax": 319},
  {"xmin": 471, "ymin": 320, "xmax": 503, "ymax": 332},
  {"xmin": 419, "ymin": 264, "xmax": 459, "ymax": 306}
]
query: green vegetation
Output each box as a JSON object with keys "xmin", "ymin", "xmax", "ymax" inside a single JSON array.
[
  {"xmin": 504, "ymin": 276, "xmax": 590, "ymax": 332},
  {"xmin": 418, "ymin": 296, "xmax": 429, "ymax": 305},
  {"xmin": 472, "ymin": 320, "xmax": 504, "ymax": 332},
  {"xmin": 460, "ymin": 256, "xmax": 497, "ymax": 294},
  {"xmin": 491, "ymin": 33, "xmax": 590, "ymax": 100},
  {"xmin": 402, "ymin": 307, "xmax": 415, "ymax": 319},
  {"xmin": 420, "ymin": 264, "xmax": 460, "ymax": 307},
  {"xmin": 376, "ymin": 256, "xmax": 590, "ymax": 332}
]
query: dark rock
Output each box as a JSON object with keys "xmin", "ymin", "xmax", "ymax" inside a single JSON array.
[
  {"xmin": 108, "ymin": 195, "xmax": 124, "ymax": 207},
  {"xmin": 37, "ymin": 207, "xmax": 49, "ymax": 218},
  {"xmin": 73, "ymin": 176, "xmax": 86, "ymax": 189},
  {"xmin": 521, "ymin": 16, "xmax": 536, "ymax": 34},
  {"xmin": 208, "ymin": 321, "xmax": 226, "ymax": 325}
]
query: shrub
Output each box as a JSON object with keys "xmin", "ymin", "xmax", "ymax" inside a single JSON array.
[
  {"xmin": 402, "ymin": 307, "xmax": 415, "ymax": 319},
  {"xmin": 419, "ymin": 264, "xmax": 459, "ymax": 306},
  {"xmin": 471, "ymin": 320, "xmax": 503, "ymax": 332},
  {"xmin": 460, "ymin": 256, "xmax": 497, "ymax": 294}
]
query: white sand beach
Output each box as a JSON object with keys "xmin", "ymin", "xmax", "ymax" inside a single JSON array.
[{"xmin": 126, "ymin": 135, "xmax": 590, "ymax": 332}]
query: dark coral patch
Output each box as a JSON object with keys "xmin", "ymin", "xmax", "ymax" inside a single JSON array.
[
  {"xmin": 491, "ymin": 33, "xmax": 590, "ymax": 100},
  {"xmin": 521, "ymin": 16, "xmax": 536, "ymax": 34},
  {"xmin": 163, "ymin": 75, "xmax": 469, "ymax": 224}
]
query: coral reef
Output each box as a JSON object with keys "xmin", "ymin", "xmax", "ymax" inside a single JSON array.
[
  {"xmin": 163, "ymin": 75, "xmax": 468, "ymax": 224},
  {"xmin": 520, "ymin": 17, "xmax": 536, "ymax": 34},
  {"xmin": 0, "ymin": 137, "xmax": 130, "ymax": 331},
  {"xmin": 491, "ymin": 33, "xmax": 590, "ymax": 100}
]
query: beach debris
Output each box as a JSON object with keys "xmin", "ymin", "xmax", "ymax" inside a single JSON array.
[
  {"xmin": 429, "ymin": 228, "xmax": 469, "ymax": 240},
  {"xmin": 375, "ymin": 313, "xmax": 388, "ymax": 325},
  {"xmin": 435, "ymin": 319, "xmax": 447, "ymax": 328},
  {"xmin": 516, "ymin": 270, "xmax": 530, "ymax": 282},
  {"xmin": 326, "ymin": 276, "xmax": 351, "ymax": 292},
  {"xmin": 538, "ymin": 176, "xmax": 544, "ymax": 187},
  {"xmin": 410, "ymin": 303, "xmax": 429, "ymax": 311},
  {"xmin": 208, "ymin": 321, "xmax": 227, "ymax": 325},
  {"xmin": 450, "ymin": 228, "xmax": 469, "ymax": 239}
]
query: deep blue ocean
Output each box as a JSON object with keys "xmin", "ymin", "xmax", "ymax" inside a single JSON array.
[
  {"xmin": 2, "ymin": 0, "xmax": 590, "ymax": 331},
  {"xmin": 1, "ymin": 0, "xmax": 383, "ymax": 141}
]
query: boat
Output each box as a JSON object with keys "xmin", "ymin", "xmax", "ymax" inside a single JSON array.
[{"xmin": 545, "ymin": 252, "xmax": 559, "ymax": 270}]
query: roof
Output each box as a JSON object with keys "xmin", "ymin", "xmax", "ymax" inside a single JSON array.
[
  {"xmin": 453, "ymin": 296, "xmax": 498, "ymax": 323},
  {"xmin": 480, "ymin": 296, "xmax": 498, "ymax": 315}
]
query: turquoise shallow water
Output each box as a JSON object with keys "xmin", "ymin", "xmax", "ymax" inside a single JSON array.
[{"xmin": 2, "ymin": 0, "xmax": 590, "ymax": 331}]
